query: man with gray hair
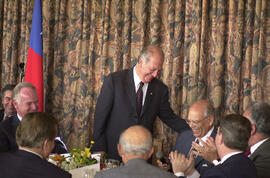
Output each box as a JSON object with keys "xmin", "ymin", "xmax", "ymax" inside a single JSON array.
[
  {"xmin": 0, "ymin": 82, "xmax": 67, "ymax": 153},
  {"xmin": 243, "ymin": 102, "xmax": 270, "ymax": 178},
  {"xmin": 158, "ymin": 100, "xmax": 217, "ymax": 175},
  {"xmin": 0, "ymin": 82, "xmax": 37, "ymax": 152},
  {"xmin": 95, "ymin": 125, "xmax": 176, "ymax": 178}
]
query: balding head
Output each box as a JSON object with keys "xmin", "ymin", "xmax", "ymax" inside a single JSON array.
[
  {"xmin": 118, "ymin": 125, "xmax": 153, "ymax": 163},
  {"xmin": 187, "ymin": 100, "xmax": 215, "ymax": 138},
  {"xmin": 136, "ymin": 45, "xmax": 164, "ymax": 83}
]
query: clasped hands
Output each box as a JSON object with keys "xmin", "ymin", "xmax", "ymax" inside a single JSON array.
[
  {"xmin": 191, "ymin": 137, "xmax": 219, "ymax": 163},
  {"xmin": 158, "ymin": 137, "xmax": 219, "ymax": 176}
]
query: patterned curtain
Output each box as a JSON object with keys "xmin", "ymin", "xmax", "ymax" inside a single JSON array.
[{"xmin": 1, "ymin": 0, "xmax": 270, "ymax": 156}]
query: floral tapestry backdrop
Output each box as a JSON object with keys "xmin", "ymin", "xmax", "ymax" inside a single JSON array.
[{"xmin": 0, "ymin": 0, "xmax": 270, "ymax": 156}]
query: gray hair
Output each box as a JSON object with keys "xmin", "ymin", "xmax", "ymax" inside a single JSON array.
[
  {"xmin": 203, "ymin": 101, "xmax": 214, "ymax": 118},
  {"xmin": 249, "ymin": 102, "xmax": 270, "ymax": 137},
  {"xmin": 12, "ymin": 82, "xmax": 36, "ymax": 104},
  {"xmin": 119, "ymin": 126, "xmax": 152, "ymax": 156},
  {"xmin": 138, "ymin": 46, "xmax": 164, "ymax": 64}
]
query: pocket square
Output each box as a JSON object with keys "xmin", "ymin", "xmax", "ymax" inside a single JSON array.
[{"xmin": 202, "ymin": 164, "xmax": 209, "ymax": 167}]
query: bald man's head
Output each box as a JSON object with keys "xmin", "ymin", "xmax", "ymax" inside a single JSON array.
[
  {"xmin": 118, "ymin": 125, "xmax": 152, "ymax": 156},
  {"xmin": 187, "ymin": 100, "xmax": 215, "ymax": 138}
]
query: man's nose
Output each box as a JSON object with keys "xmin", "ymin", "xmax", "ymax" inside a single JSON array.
[
  {"xmin": 7, "ymin": 100, "xmax": 13, "ymax": 106},
  {"xmin": 152, "ymin": 70, "xmax": 159, "ymax": 78}
]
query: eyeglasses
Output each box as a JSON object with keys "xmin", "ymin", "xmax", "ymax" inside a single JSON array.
[{"xmin": 186, "ymin": 116, "xmax": 209, "ymax": 125}]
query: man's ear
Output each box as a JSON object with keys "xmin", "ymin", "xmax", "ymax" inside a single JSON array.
[
  {"xmin": 251, "ymin": 124, "xmax": 256, "ymax": 135},
  {"xmin": 220, "ymin": 133, "xmax": 224, "ymax": 144},
  {"xmin": 209, "ymin": 115, "xmax": 214, "ymax": 126},
  {"xmin": 216, "ymin": 128, "xmax": 223, "ymax": 145},
  {"xmin": 117, "ymin": 144, "xmax": 122, "ymax": 156},
  {"xmin": 138, "ymin": 57, "xmax": 143, "ymax": 65},
  {"xmin": 40, "ymin": 139, "xmax": 51, "ymax": 159},
  {"xmin": 147, "ymin": 147, "xmax": 154, "ymax": 159}
]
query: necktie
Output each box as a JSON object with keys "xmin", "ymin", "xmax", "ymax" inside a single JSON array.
[
  {"xmin": 136, "ymin": 82, "xmax": 144, "ymax": 119},
  {"xmin": 188, "ymin": 138, "xmax": 200, "ymax": 158},
  {"xmin": 245, "ymin": 149, "xmax": 251, "ymax": 156}
]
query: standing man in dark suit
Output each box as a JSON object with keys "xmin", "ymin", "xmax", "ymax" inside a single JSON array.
[
  {"xmin": 0, "ymin": 112, "xmax": 71, "ymax": 178},
  {"xmin": 95, "ymin": 125, "xmax": 176, "ymax": 178},
  {"xmin": 0, "ymin": 84, "xmax": 16, "ymax": 121},
  {"xmin": 243, "ymin": 103, "xmax": 270, "ymax": 178},
  {"xmin": 93, "ymin": 45, "xmax": 189, "ymax": 160},
  {"xmin": 171, "ymin": 114, "xmax": 257, "ymax": 178},
  {"xmin": 0, "ymin": 82, "xmax": 67, "ymax": 154},
  {"xmin": 161, "ymin": 100, "xmax": 216, "ymax": 174}
]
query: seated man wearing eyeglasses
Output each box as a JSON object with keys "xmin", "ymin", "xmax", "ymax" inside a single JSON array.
[{"xmin": 158, "ymin": 100, "xmax": 216, "ymax": 177}]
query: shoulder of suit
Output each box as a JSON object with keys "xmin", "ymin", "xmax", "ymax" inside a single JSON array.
[
  {"xmin": 109, "ymin": 69, "xmax": 130, "ymax": 76},
  {"xmin": 178, "ymin": 129, "xmax": 193, "ymax": 138}
]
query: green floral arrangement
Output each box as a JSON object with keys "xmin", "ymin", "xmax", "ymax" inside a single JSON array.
[{"xmin": 50, "ymin": 141, "xmax": 97, "ymax": 171}]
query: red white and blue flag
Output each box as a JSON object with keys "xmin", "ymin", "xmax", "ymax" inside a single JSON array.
[{"xmin": 25, "ymin": 0, "xmax": 44, "ymax": 112}]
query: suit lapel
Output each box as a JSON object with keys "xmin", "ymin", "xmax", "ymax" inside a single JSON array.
[
  {"xmin": 125, "ymin": 68, "xmax": 137, "ymax": 115},
  {"xmin": 11, "ymin": 115, "xmax": 20, "ymax": 137}
]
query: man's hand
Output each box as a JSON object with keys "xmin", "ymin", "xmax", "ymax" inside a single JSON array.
[
  {"xmin": 156, "ymin": 160, "xmax": 171, "ymax": 171},
  {"xmin": 191, "ymin": 137, "xmax": 219, "ymax": 162},
  {"xmin": 169, "ymin": 151, "xmax": 195, "ymax": 175}
]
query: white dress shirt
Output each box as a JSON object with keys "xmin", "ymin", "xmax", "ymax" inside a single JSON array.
[{"xmin": 250, "ymin": 137, "xmax": 269, "ymax": 156}]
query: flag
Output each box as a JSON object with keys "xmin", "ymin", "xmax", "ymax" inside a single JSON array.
[{"xmin": 25, "ymin": 0, "xmax": 43, "ymax": 112}]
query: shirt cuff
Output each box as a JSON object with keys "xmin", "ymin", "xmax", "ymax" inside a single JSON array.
[
  {"xmin": 187, "ymin": 169, "xmax": 200, "ymax": 178},
  {"xmin": 174, "ymin": 172, "xmax": 185, "ymax": 177}
]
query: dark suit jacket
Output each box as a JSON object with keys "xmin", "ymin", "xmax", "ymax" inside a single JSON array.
[
  {"xmin": 93, "ymin": 68, "xmax": 189, "ymax": 160},
  {"xmin": 0, "ymin": 115, "xmax": 67, "ymax": 154},
  {"xmin": 249, "ymin": 138, "xmax": 270, "ymax": 178},
  {"xmin": 95, "ymin": 158, "xmax": 176, "ymax": 178},
  {"xmin": 0, "ymin": 114, "xmax": 20, "ymax": 152},
  {"xmin": 0, "ymin": 150, "xmax": 71, "ymax": 178},
  {"xmin": 0, "ymin": 109, "xmax": 4, "ymax": 122},
  {"xmin": 201, "ymin": 153, "xmax": 257, "ymax": 178},
  {"xmin": 174, "ymin": 128, "xmax": 217, "ymax": 174}
]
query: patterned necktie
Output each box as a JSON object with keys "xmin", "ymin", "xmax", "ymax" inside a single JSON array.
[
  {"xmin": 136, "ymin": 82, "xmax": 144, "ymax": 119},
  {"xmin": 188, "ymin": 138, "xmax": 200, "ymax": 158}
]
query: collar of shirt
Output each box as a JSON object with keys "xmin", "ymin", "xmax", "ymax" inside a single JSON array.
[
  {"xmin": 198, "ymin": 126, "xmax": 214, "ymax": 145},
  {"xmin": 133, "ymin": 66, "xmax": 148, "ymax": 105},
  {"xmin": 220, "ymin": 151, "xmax": 242, "ymax": 164},
  {"xmin": 17, "ymin": 113, "xmax": 23, "ymax": 121},
  {"xmin": 250, "ymin": 137, "xmax": 269, "ymax": 154}
]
